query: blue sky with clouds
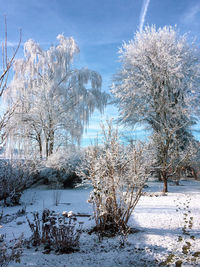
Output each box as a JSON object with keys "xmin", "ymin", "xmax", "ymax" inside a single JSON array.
[{"xmin": 0, "ymin": 0, "xmax": 200, "ymax": 145}]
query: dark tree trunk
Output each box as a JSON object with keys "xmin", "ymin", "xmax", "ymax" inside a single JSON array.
[
  {"xmin": 46, "ymin": 138, "xmax": 49, "ymax": 158},
  {"xmin": 39, "ymin": 142, "xmax": 42, "ymax": 159},
  {"xmin": 161, "ymin": 171, "xmax": 168, "ymax": 193},
  {"xmin": 191, "ymin": 167, "xmax": 198, "ymax": 180},
  {"xmin": 49, "ymin": 130, "xmax": 54, "ymax": 156},
  {"xmin": 38, "ymin": 134, "xmax": 42, "ymax": 159}
]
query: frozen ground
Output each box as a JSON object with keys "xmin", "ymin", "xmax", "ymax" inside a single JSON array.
[{"xmin": 1, "ymin": 180, "xmax": 200, "ymax": 266}]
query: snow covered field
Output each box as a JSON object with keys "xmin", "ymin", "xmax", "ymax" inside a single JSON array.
[{"xmin": 1, "ymin": 180, "xmax": 200, "ymax": 266}]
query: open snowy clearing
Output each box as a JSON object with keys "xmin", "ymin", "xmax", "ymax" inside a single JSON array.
[{"xmin": 1, "ymin": 180, "xmax": 200, "ymax": 267}]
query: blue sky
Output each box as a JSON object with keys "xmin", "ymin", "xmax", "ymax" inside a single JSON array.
[{"xmin": 0, "ymin": 0, "xmax": 200, "ymax": 145}]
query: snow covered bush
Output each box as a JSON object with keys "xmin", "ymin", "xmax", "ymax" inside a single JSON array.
[
  {"xmin": 79, "ymin": 121, "xmax": 150, "ymax": 236},
  {"xmin": 0, "ymin": 234, "xmax": 23, "ymax": 267},
  {"xmin": 0, "ymin": 159, "xmax": 39, "ymax": 205},
  {"xmin": 27, "ymin": 209, "xmax": 82, "ymax": 253},
  {"xmin": 43, "ymin": 148, "xmax": 83, "ymax": 188}
]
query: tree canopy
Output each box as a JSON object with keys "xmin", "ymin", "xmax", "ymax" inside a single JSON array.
[
  {"xmin": 4, "ymin": 35, "xmax": 108, "ymax": 158},
  {"xmin": 112, "ymin": 25, "xmax": 200, "ymax": 133}
]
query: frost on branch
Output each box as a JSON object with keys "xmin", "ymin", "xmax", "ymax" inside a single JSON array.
[
  {"xmin": 26, "ymin": 209, "xmax": 82, "ymax": 253},
  {"xmin": 0, "ymin": 159, "xmax": 39, "ymax": 205},
  {"xmin": 112, "ymin": 25, "xmax": 200, "ymax": 129},
  {"xmin": 3, "ymin": 34, "xmax": 108, "ymax": 159},
  {"xmin": 112, "ymin": 25, "xmax": 200, "ymax": 192},
  {"xmin": 78, "ymin": 121, "xmax": 150, "ymax": 236}
]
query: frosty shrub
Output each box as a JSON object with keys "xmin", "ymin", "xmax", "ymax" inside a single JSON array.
[
  {"xmin": 0, "ymin": 234, "xmax": 23, "ymax": 267},
  {"xmin": 0, "ymin": 159, "xmax": 39, "ymax": 205},
  {"xmin": 27, "ymin": 209, "xmax": 82, "ymax": 253},
  {"xmin": 79, "ymin": 121, "xmax": 149, "ymax": 236},
  {"xmin": 44, "ymin": 148, "xmax": 83, "ymax": 188}
]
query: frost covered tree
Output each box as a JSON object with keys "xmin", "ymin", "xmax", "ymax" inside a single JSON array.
[
  {"xmin": 112, "ymin": 25, "xmax": 200, "ymax": 192},
  {"xmin": 5, "ymin": 35, "xmax": 108, "ymax": 158},
  {"xmin": 150, "ymin": 127, "xmax": 197, "ymax": 192}
]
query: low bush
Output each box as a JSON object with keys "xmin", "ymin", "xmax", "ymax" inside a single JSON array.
[
  {"xmin": 27, "ymin": 209, "xmax": 82, "ymax": 253},
  {"xmin": 0, "ymin": 234, "xmax": 23, "ymax": 267}
]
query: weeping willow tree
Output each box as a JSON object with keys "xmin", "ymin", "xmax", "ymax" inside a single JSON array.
[{"xmin": 4, "ymin": 35, "xmax": 108, "ymax": 158}]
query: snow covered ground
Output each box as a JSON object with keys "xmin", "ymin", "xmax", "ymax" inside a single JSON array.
[{"xmin": 1, "ymin": 180, "xmax": 200, "ymax": 266}]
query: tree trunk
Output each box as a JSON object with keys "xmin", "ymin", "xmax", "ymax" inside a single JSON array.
[
  {"xmin": 45, "ymin": 130, "xmax": 54, "ymax": 158},
  {"xmin": 49, "ymin": 130, "xmax": 54, "ymax": 156},
  {"xmin": 161, "ymin": 171, "xmax": 168, "ymax": 193},
  {"xmin": 37, "ymin": 134, "xmax": 42, "ymax": 159},
  {"xmin": 46, "ymin": 138, "xmax": 49, "ymax": 158},
  {"xmin": 39, "ymin": 141, "xmax": 42, "ymax": 159},
  {"xmin": 191, "ymin": 167, "xmax": 198, "ymax": 180}
]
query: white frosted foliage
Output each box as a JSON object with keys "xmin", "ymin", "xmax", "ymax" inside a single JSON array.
[
  {"xmin": 112, "ymin": 25, "xmax": 200, "ymax": 128},
  {"xmin": 112, "ymin": 25, "xmax": 200, "ymax": 192},
  {"xmin": 4, "ymin": 35, "xmax": 108, "ymax": 158}
]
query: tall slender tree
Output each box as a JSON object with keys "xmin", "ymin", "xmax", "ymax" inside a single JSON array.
[
  {"xmin": 0, "ymin": 17, "xmax": 21, "ymax": 96},
  {"xmin": 0, "ymin": 17, "xmax": 21, "ymax": 143}
]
